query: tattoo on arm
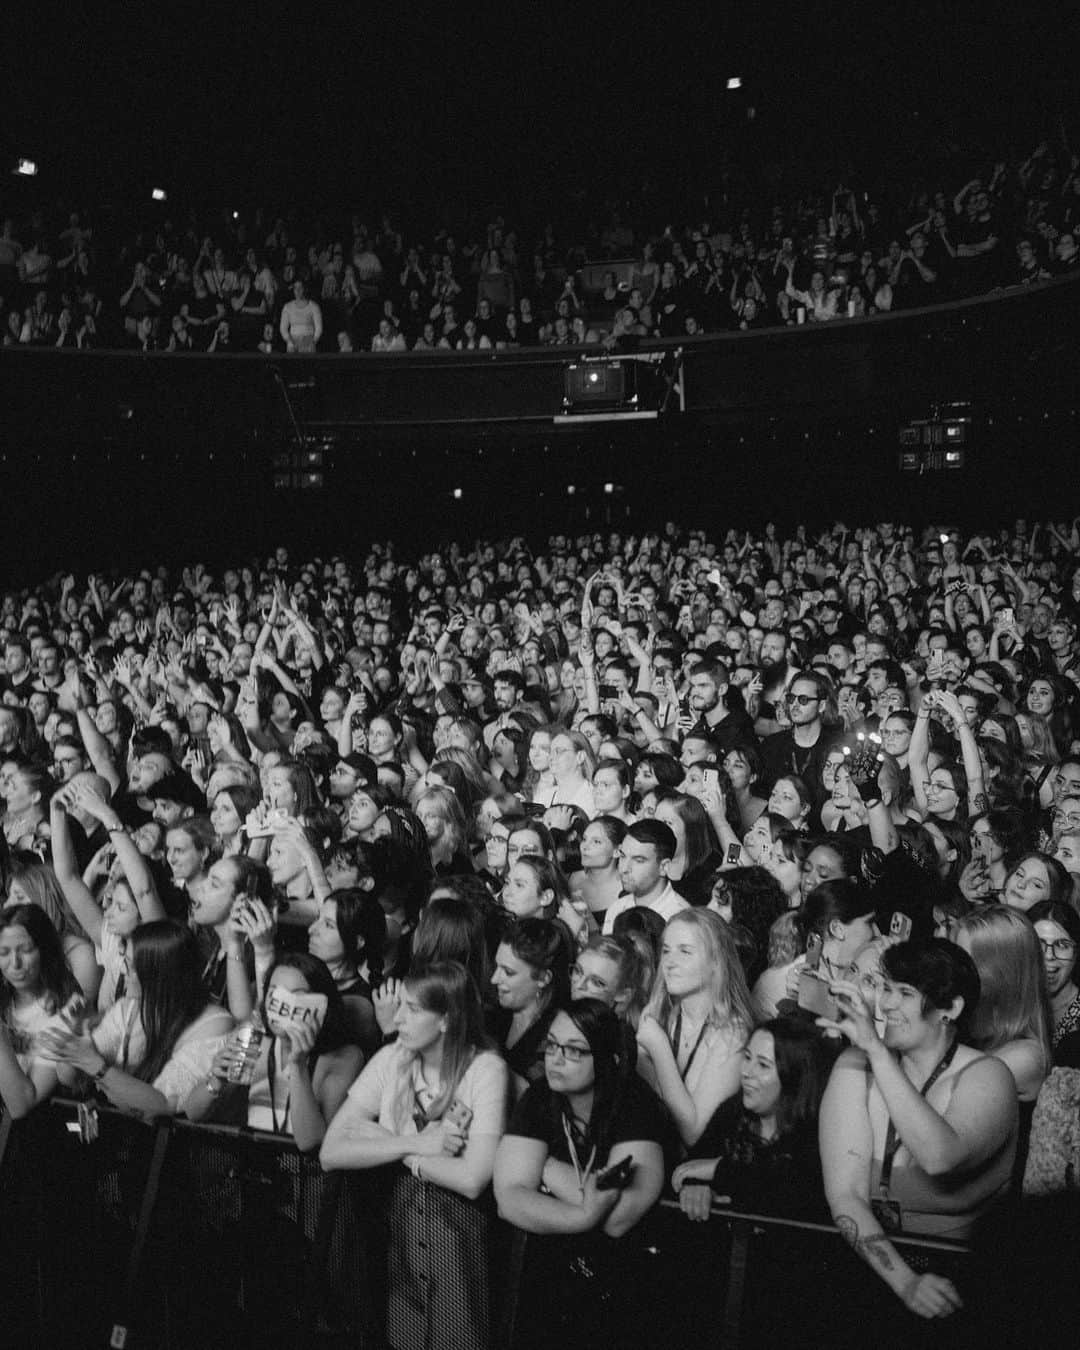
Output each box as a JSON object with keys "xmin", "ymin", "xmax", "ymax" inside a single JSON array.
[
  {"xmin": 835, "ymin": 1214, "xmax": 858, "ymax": 1247},
  {"xmin": 856, "ymin": 1232, "xmax": 896, "ymax": 1272},
  {"xmin": 833, "ymin": 1214, "xmax": 897, "ymax": 1272}
]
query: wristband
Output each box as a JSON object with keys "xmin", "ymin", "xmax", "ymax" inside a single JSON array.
[
  {"xmin": 860, "ymin": 796, "xmax": 882, "ymax": 810},
  {"xmin": 92, "ymin": 1058, "xmax": 110, "ymax": 1083},
  {"xmin": 107, "ymin": 825, "xmax": 126, "ymax": 836},
  {"xmin": 204, "ymin": 1075, "xmax": 222, "ymax": 1097}
]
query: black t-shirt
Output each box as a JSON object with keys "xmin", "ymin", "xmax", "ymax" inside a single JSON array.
[
  {"xmin": 758, "ymin": 727, "xmax": 842, "ymax": 801},
  {"xmin": 509, "ymin": 1073, "xmax": 669, "ymax": 1171},
  {"xmin": 489, "ymin": 1004, "xmax": 558, "ymax": 1086}
]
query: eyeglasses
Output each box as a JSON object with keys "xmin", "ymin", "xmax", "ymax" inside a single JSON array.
[
  {"xmin": 542, "ymin": 1037, "xmax": 593, "ymax": 1063},
  {"xmin": 880, "ymin": 727, "xmax": 910, "ymax": 739},
  {"xmin": 787, "ymin": 694, "xmax": 819, "ymax": 707},
  {"xmin": 1039, "ymin": 938, "xmax": 1077, "ymax": 960},
  {"xmin": 923, "ymin": 780, "xmax": 957, "ymax": 794}
]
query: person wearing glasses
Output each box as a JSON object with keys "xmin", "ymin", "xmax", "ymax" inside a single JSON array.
[
  {"xmin": 907, "ymin": 688, "xmax": 987, "ymax": 827},
  {"xmin": 759, "ymin": 673, "xmax": 841, "ymax": 811},
  {"xmin": 494, "ymin": 999, "xmax": 667, "ymax": 1350},
  {"xmin": 1027, "ymin": 900, "xmax": 1080, "ymax": 1066}
]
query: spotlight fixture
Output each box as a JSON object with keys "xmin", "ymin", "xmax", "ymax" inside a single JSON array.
[{"xmin": 15, "ymin": 158, "xmax": 37, "ymax": 176}]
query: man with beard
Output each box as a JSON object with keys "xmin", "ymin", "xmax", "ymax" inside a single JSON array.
[
  {"xmin": 684, "ymin": 659, "xmax": 756, "ymax": 756},
  {"xmin": 758, "ymin": 671, "xmax": 841, "ymax": 805},
  {"xmin": 752, "ymin": 629, "xmax": 796, "ymax": 736},
  {"xmin": 483, "ymin": 669, "xmax": 526, "ymax": 751}
]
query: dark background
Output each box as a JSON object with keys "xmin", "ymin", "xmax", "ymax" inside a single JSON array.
[{"xmin": 3, "ymin": 2, "xmax": 1078, "ymax": 220}]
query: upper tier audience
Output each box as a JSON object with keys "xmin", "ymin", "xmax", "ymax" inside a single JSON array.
[{"xmin": 2, "ymin": 135, "xmax": 1079, "ymax": 354}]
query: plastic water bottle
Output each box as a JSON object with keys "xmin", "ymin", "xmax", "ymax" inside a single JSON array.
[{"xmin": 228, "ymin": 1011, "xmax": 264, "ymax": 1085}]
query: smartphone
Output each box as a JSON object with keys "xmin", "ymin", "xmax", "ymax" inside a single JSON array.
[
  {"xmin": 598, "ymin": 684, "xmax": 617, "ymax": 700},
  {"xmin": 595, "ymin": 1155, "xmax": 635, "ymax": 1191},
  {"xmin": 702, "ymin": 768, "xmax": 720, "ymax": 793},
  {"xmin": 889, "ymin": 912, "xmax": 913, "ymax": 942},
  {"xmin": 725, "ymin": 842, "xmax": 742, "ymax": 865},
  {"xmin": 997, "ymin": 607, "xmax": 1014, "ymax": 629},
  {"xmin": 797, "ymin": 933, "xmax": 839, "ymax": 1020}
]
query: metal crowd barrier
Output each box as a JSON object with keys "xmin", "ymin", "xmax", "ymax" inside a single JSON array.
[{"xmin": 0, "ymin": 1100, "xmax": 989, "ymax": 1350}]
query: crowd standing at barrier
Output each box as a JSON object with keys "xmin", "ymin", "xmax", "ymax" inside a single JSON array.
[
  {"xmin": 2, "ymin": 136, "xmax": 1080, "ymax": 355},
  {"xmin": 0, "ymin": 514, "xmax": 1079, "ymax": 1346}
]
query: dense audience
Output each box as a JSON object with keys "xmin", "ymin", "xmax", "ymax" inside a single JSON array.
[
  {"xmin": 2, "ymin": 511, "xmax": 1080, "ymax": 1346},
  {"xmin": 2, "ymin": 136, "xmax": 1079, "ymax": 356}
]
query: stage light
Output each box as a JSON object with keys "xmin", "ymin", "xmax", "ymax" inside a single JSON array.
[
  {"xmin": 152, "ymin": 188, "xmax": 167, "ymax": 202},
  {"xmin": 603, "ymin": 483, "xmax": 614, "ymax": 495},
  {"xmin": 453, "ymin": 487, "xmax": 463, "ymax": 500},
  {"xmin": 567, "ymin": 485, "xmax": 576, "ymax": 495},
  {"xmin": 726, "ymin": 76, "xmax": 742, "ymax": 90},
  {"xmin": 15, "ymin": 158, "xmax": 37, "ymax": 177}
]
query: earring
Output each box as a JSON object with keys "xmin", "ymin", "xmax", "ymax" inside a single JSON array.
[{"xmin": 940, "ymin": 1015, "xmax": 951, "ymax": 1025}]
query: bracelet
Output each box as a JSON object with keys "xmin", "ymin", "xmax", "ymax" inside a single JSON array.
[
  {"xmin": 107, "ymin": 825, "xmax": 126, "ymax": 836},
  {"xmin": 204, "ymin": 1076, "xmax": 222, "ymax": 1097},
  {"xmin": 227, "ymin": 952, "xmax": 246, "ymax": 964}
]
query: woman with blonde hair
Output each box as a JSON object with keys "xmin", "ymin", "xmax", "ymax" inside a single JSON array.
[
  {"xmin": 321, "ymin": 961, "xmax": 508, "ymax": 1350},
  {"xmin": 414, "ymin": 785, "xmax": 473, "ymax": 876},
  {"xmin": 635, "ymin": 908, "xmax": 753, "ymax": 1150},
  {"xmin": 549, "ymin": 731, "xmax": 597, "ymax": 817},
  {"xmin": 952, "ymin": 906, "xmax": 1051, "ymax": 1107}
]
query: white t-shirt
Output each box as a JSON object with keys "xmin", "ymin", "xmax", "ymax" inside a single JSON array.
[
  {"xmin": 602, "ymin": 883, "xmax": 689, "ymax": 935},
  {"xmin": 94, "ymin": 999, "xmax": 234, "ymax": 1114},
  {"xmin": 7, "ymin": 997, "xmax": 55, "ymax": 1073},
  {"xmin": 553, "ymin": 779, "xmax": 596, "ymax": 817},
  {"xmin": 346, "ymin": 1042, "xmax": 508, "ymax": 1140}
]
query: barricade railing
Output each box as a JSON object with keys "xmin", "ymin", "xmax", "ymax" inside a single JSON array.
[{"xmin": 0, "ymin": 1099, "xmax": 979, "ymax": 1350}]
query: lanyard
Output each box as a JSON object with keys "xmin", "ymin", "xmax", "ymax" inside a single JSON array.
[
  {"xmin": 561, "ymin": 1112, "xmax": 596, "ymax": 1192},
  {"xmin": 267, "ymin": 1040, "xmax": 292, "ymax": 1137},
  {"xmin": 671, "ymin": 1009, "xmax": 710, "ymax": 1082},
  {"xmin": 879, "ymin": 1039, "xmax": 958, "ymax": 1195}
]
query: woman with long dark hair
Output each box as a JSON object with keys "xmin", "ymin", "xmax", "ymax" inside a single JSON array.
[
  {"xmin": 0, "ymin": 903, "xmax": 81, "ymax": 1116},
  {"xmin": 494, "ymin": 999, "xmax": 667, "ymax": 1350},
  {"xmin": 39, "ymin": 920, "xmax": 234, "ymax": 1116},
  {"xmin": 206, "ymin": 951, "xmax": 362, "ymax": 1150},
  {"xmin": 307, "ymin": 886, "xmax": 387, "ymax": 1056},
  {"xmin": 672, "ymin": 1017, "xmax": 830, "ymax": 1218},
  {"xmin": 321, "ymin": 961, "xmax": 509, "ymax": 1350},
  {"xmin": 490, "ymin": 917, "xmax": 573, "ymax": 1092}
]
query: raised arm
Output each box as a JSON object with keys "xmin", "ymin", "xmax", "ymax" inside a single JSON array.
[
  {"xmin": 819, "ymin": 1048, "xmax": 960, "ymax": 1319},
  {"xmin": 635, "ymin": 1016, "xmax": 743, "ymax": 1148}
]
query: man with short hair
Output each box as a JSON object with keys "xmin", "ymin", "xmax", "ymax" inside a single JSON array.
[
  {"xmin": 51, "ymin": 737, "xmax": 89, "ymax": 784},
  {"xmin": 759, "ymin": 671, "xmax": 840, "ymax": 799},
  {"xmin": 602, "ymin": 820, "xmax": 690, "ymax": 934},
  {"xmin": 684, "ymin": 659, "xmax": 756, "ymax": 756},
  {"xmin": 483, "ymin": 670, "xmax": 526, "ymax": 750}
]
